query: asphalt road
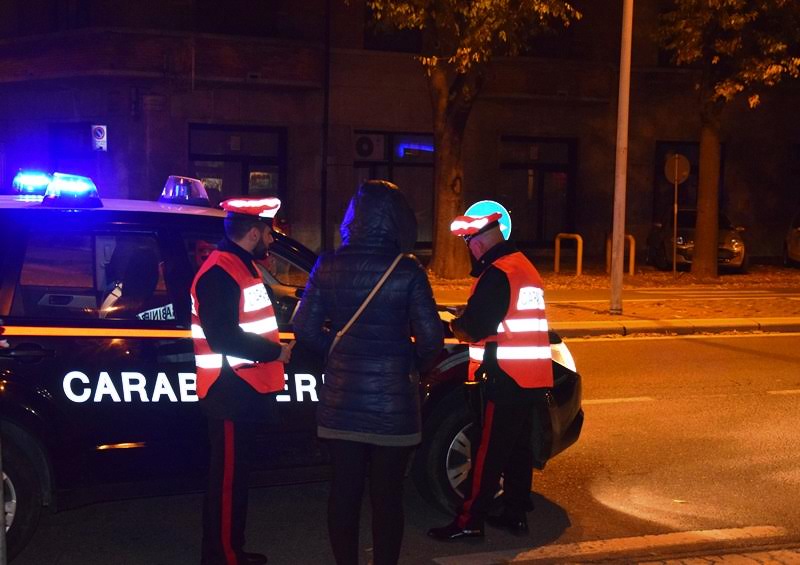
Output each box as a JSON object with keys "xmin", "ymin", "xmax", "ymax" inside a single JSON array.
[{"xmin": 12, "ymin": 333, "xmax": 800, "ymax": 564}]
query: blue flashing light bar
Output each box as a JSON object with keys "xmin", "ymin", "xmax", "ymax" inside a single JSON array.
[
  {"xmin": 396, "ymin": 142, "xmax": 434, "ymax": 158},
  {"xmin": 159, "ymin": 175, "xmax": 210, "ymax": 207},
  {"xmin": 42, "ymin": 173, "xmax": 103, "ymax": 208},
  {"xmin": 12, "ymin": 170, "xmax": 52, "ymax": 195}
]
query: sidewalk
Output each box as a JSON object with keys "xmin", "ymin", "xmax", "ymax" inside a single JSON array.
[{"xmin": 429, "ymin": 264, "xmax": 800, "ymax": 338}]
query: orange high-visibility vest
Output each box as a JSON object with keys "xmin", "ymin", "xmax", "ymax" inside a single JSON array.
[
  {"xmin": 190, "ymin": 250, "xmax": 284, "ymax": 398},
  {"xmin": 466, "ymin": 252, "xmax": 553, "ymax": 389}
]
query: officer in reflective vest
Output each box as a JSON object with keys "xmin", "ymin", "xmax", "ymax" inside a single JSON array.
[
  {"xmin": 428, "ymin": 211, "xmax": 553, "ymax": 541},
  {"xmin": 191, "ymin": 197, "xmax": 294, "ymax": 565}
]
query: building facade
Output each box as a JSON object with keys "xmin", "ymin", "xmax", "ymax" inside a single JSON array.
[{"xmin": 1, "ymin": 0, "xmax": 798, "ymax": 258}]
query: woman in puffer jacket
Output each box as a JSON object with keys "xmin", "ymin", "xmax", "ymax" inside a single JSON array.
[{"xmin": 293, "ymin": 180, "xmax": 444, "ymax": 565}]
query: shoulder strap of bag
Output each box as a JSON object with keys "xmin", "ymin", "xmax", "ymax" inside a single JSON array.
[{"xmin": 328, "ymin": 253, "xmax": 405, "ymax": 357}]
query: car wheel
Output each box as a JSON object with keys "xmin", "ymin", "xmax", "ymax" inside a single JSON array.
[
  {"xmin": 413, "ymin": 392, "xmax": 503, "ymax": 514},
  {"xmin": 736, "ymin": 252, "xmax": 749, "ymax": 274},
  {"xmin": 784, "ymin": 245, "xmax": 798, "ymax": 268},
  {"xmin": 3, "ymin": 438, "xmax": 43, "ymax": 561}
]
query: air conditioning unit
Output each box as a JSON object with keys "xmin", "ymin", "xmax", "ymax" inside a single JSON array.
[{"xmin": 353, "ymin": 133, "xmax": 386, "ymax": 161}]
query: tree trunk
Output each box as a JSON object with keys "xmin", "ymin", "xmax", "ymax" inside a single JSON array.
[
  {"xmin": 691, "ymin": 109, "xmax": 722, "ymax": 278},
  {"xmin": 427, "ymin": 66, "xmax": 476, "ymax": 279}
]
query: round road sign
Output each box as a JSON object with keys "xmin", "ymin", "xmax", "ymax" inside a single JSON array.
[
  {"xmin": 465, "ymin": 200, "xmax": 512, "ymax": 240},
  {"xmin": 664, "ymin": 153, "xmax": 690, "ymax": 185}
]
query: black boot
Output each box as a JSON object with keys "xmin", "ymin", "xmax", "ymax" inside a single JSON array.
[
  {"xmin": 427, "ymin": 520, "xmax": 484, "ymax": 541},
  {"xmin": 486, "ymin": 512, "xmax": 528, "ymax": 535}
]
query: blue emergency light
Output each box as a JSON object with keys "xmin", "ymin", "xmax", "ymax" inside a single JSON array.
[
  {"xmin": 42, "ymin": 173, "xmax": 103, "ymax": 208},
  {"xmin": 12, "ymin": 170, "xmax": 52, "ymax": 195},
  {"xmin": 159, "ymin": 175, "xmax": 211, "ymax": 207}
]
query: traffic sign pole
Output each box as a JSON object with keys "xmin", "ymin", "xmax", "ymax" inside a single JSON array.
[
  {"xmin": 673, "ymin": 156, "xmax": 678, "ymax": 278},
  {"xmin": 664, "ymin": 153, "xmax": 690, "ymax": 279}
]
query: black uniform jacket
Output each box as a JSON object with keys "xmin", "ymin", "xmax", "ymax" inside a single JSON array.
[{"xmin": 453, "ymin": 240, "xmax": 544, "ymax": 404}]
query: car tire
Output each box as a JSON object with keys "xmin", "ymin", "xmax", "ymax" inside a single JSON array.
[
  {"xmin": 413, "ymin": 390, "xmax": 511, "ymax": 515},
  {"xmin": 2, "ymin": 437, "xmax": 44, "ymax": 561},
  {"xmin": 784, "ymin": 245, "xmax": 798, "ymax": 268},
  {"xmin": 413, "ymin": 392, "xmax": 478, "ymax": 513},
  {"xmin": 736, "ymin": 252, "xmax": 749, "ymax": 274}
]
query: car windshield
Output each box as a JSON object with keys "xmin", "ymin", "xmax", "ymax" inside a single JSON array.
[{"xmin": 676, "ymin": 210, "xmax": 733, "ymax": 229}]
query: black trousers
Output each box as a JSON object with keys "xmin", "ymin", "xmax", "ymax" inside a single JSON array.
[
  {"xmin": 457, "ymin": 398, "xmax": 537, "ymax": 528},
  {"xmin": 201, "ymin": 419, "xmax": 255, "ymax": 565},
  {"xmin": 326, "ymin": 439, "xmax": 413, "ymax": 565}
]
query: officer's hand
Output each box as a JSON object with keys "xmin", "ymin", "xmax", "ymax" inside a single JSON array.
[{"xmin": 278, "ymin": 340, "xmax": 295, "ymax": 363}]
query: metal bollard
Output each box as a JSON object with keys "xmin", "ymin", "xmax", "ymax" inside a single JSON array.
[
  {"xmin": 554, "ymin": 233, "xmax": 583, "ymax": 276},
  {"xmin": 605, "ymin": 233, "xmax": 636, "ymax": 275}
]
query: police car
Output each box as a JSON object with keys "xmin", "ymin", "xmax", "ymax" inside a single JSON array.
[{"xmin": 0, "ymin": 173, "xmax": 583, "ymax": 560}]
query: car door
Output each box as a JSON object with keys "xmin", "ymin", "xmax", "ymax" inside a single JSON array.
[{"xmin": 3, "ymin": 216, "xmax": 206, "ymax": 491}]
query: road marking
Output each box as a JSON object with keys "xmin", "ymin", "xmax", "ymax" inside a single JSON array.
[
  {"xmin": 566, "ymin": 332, "xmax": 800, "ymax": 343},
  {"xmin": 767, "ymin": 389, "xmax": 800, "ymax": 395},
  {"xmin": 432, "ymin": 526, "xmax": 787, "ymax": 565},
  {"xmin": 583, "ymin": 396, "xmax": 654, "ymax": 405},
  {"xmin": 639, "ymin": 548, "xmax": 800, "ymax": 565},
  {"xmin": 634, "ymin": 289, "xmax": 772, "ymax": 295},
  {"xmin": 549, "ymin": 295, "xmax": 800, "ymax": 304}
]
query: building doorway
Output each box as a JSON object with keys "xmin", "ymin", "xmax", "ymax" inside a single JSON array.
[{"xmin": 497, "ymin": 137, "xmax": 577, "ymax": 247}]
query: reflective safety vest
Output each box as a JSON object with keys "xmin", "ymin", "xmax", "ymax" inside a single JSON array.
[
  {"xmin": 467, "ymin": 252, "xmax": 553, "ymax": 389},
  {"xmin": 190, "ymin": 250, "xmax": 284, "ymax": 398}
]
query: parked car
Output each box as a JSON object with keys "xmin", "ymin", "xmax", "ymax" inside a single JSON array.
[
  {"xmin": 0, "ymin": 177, "xmax": 583, "ymax": 560},
  {"xmin": 784, "ymin": 208, "xmax": 800, "ymax": 267},
  {"xmin": 646, "ymin": 208, "xmax": 748, "ymax": 272}
]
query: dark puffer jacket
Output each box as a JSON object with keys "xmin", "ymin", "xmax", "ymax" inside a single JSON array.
[{"xmin": 293, "ymin": 181, "xmax": 444, "ymax": 446}]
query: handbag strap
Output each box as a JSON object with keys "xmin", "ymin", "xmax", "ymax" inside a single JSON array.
[{"xmin": 328, "ymin": 253, "xmax": 405, "ymax": 357}]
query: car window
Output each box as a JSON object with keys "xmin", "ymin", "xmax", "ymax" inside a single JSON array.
[
  {"xmin": 259, "ymin": 253, "xmax": 309, "ymax": 288},
  {"xmin": 673, "ymin": 210, "xmax": 734, "ymax": 230},
  {"xmin": 12, "ymin": 231, "xmax": 178, "ymax": 323},
  {"xmin": 13, "ymin": 233, "xmax": 96, "ymax": 319},
  {"xmin": 183, "ymin": 232, "xmax": 309, "ymax": 289},
  {"xmin": 98, "ymin": 234, "xmax": 173, "ymax": 322}
]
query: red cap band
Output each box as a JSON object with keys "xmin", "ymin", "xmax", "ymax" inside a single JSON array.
[
  {"xmin": 450, "ymin": 212, "xmax": 502, "ymax": 236},
  {"xmin": 220, "ymin": 197, "xmax": 281, "ymax": 219}
]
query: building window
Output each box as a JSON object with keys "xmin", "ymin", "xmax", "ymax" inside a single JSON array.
[
  {"xmin": 498, "ymin": 136, "xmax": 577, "ymax": 246},
  {"xmin": 189, "ymin": 124, "xmax": 286, "ymax": 209},
  {"xmin": 352, "ymin": 131, "xmax": 434, "ymax": 244}
]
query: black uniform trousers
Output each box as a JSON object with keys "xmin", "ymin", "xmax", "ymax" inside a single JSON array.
[
  {"xmin": 456, "ymin": 395, "xmax": 539, "ymax": 528},
  {"xmin": 201, "ymin": 418, "xmax": 255, "ymax": 565}
]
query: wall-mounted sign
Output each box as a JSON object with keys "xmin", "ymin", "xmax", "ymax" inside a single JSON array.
[{"xmin": 91, "ymin": 125, "xmax": 107, "ymax": 152}]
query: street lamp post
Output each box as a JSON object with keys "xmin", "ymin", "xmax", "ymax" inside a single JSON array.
[{"xmin": 610, "ymin": 0, "xmax": 635, "ymax": 315}]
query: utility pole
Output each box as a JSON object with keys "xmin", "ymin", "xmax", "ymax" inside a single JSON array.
[
  {"xmin": 320, "ymin": 0, "xmax": 332, "ymax": 251},
  {"xmin": 610, "ymin": 0, "xmax": 634, "ymax": 315}
]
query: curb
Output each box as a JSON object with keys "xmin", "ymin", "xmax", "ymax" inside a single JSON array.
[{"xmin": 550, "ymin": 317, "xmax": 800, "ymax": 338}]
